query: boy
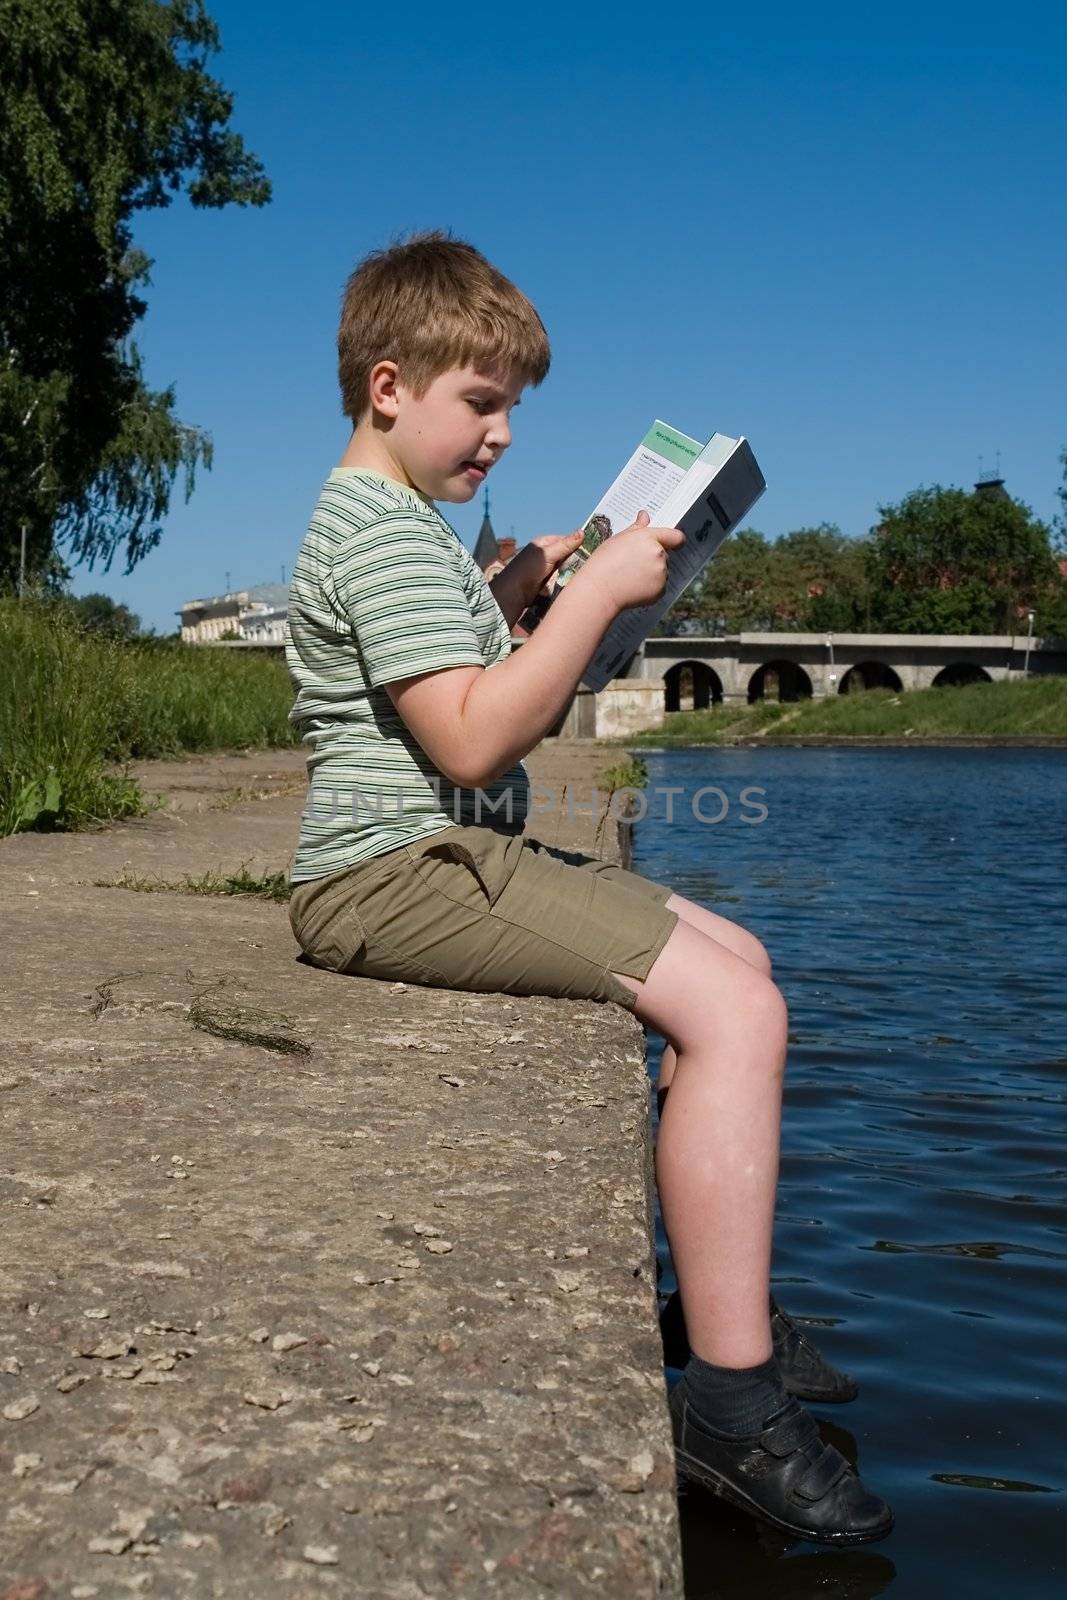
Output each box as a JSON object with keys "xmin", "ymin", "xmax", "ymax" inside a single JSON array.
[{"xmin": 285, "ymin": 231, "xmax": 893, "ymax": 1545}]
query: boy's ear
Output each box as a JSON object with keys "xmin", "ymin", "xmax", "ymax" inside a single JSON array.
[{"xmin": 368, "ymin": 359, "xmax": 401, "ymax": 420}]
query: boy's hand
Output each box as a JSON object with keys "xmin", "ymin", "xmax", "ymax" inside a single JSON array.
[
  {"xmin": 577, "ymin": 510, "xmax": 685, "ymax": 613},
  {"xmin": 513, "ymin": 528, "xmax": 585, "ymax": 603},
  {"xmin": 487, "ymin": 529, "xmax": 586, "ymax": 630}
]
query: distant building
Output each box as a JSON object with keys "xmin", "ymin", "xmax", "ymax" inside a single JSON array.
[
  {"xmin": 471, "ymin": 488, "xmax": 518, "ymax": 579},
  {"xmin": 179, "ymin": 582, "xmax": 289, "ymax": 644},
  {"xmin": 974, "ymin": 471, "xmax": 1010, "ymax": 502},
  {"xmin": 472, "ymin": 496, "xmax": 498, "ymax": 571}
]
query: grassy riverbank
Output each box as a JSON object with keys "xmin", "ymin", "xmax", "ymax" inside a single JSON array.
[
  {"xmin": 0, "ymin": 600, "xmax": 297, "ymax": 834},
  {"xmin": 619, "ymin": 677, "xmax": 1067, "ymax": 748}
]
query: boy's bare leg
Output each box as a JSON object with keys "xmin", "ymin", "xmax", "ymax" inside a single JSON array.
[
  {"xmin": 655, "ymin": 894, "xmax": 772, "ymax": 1095},
  {"xmin": 648, "ymin": 900, "xmax": 863, "ymax": 1404},
  {"xmin": 612, "ymin": 916, "xmax": 787, "ymax": 1368},
  {"xmin": 615, "ymin": 919, "xmax": 893, "ymax": 1539}
]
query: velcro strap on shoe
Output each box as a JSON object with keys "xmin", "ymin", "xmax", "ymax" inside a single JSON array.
[
  {"xmin": 760, "ymin": 1407, "xmax": 817, "ymax": 1458},
  {"xmin": 793, "ymin": 1443, "xmax": 851, "ymax": 1503}
]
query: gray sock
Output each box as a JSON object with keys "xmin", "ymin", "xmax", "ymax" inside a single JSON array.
[{"xmin": 682, "ymin": 1350, "xmax": 788, "ymax": 1437}]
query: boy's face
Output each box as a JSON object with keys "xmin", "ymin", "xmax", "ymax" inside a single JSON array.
[{"xmin": 390, "ymin": 365, "xmax": 525, "ymax": 503}]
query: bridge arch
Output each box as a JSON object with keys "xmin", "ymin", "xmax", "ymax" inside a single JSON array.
[
  {"xmin": 839, "ymin": 660, "xmax": 904, "ymax": 694},
  {"xmin": 747, "ymin": 659, "xmax": 814, "ymax": 703},
  {"xmin": 931, "ymin": 662, "xmax": 993, "ymax": 688},
  {"xmin": 664, "ymin": 660, "xmax": 723, "ymax": 713}
]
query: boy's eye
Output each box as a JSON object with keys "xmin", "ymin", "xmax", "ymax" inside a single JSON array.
[{"xmin": 466, "ymin": 395, "xmax": 520, "ymax": 417}]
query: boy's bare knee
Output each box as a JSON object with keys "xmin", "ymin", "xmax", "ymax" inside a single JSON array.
[
  {"xmin": 623, "ymin": 917, "xmax": 788, "ymax": 1051},
  {"xmin": 753, "ymin": 974, "xmax": 789, "ymax": 1057},
  {"xmin": 706, "ymin": 969, "xmax": 789, "ymax": 1078},
  {"xmin": 745, "ymin": 934, "xmax": 773, "ymax": 976}
]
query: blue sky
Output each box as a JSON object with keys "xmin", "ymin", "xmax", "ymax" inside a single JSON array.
[{"xmin": 73, "ymin": 0, "xmax": 1067, "ymax": 632}]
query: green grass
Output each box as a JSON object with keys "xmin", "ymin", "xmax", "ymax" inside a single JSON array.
[
  {"xmin": 591, "ymin": 753, "xmax": 650, "ymax": 852},
  {"xmin": 94, "ymin": 864, "xmax": 292, "ymax": 902},
  {"xmin": 621, "ymin": 677, "xmax": 1067, "ymax": 748},
  {"xmin": 110, "ymin": 636, "xmax": 299, "ymax": 759},
  {"xmin": 0, "ymin": 599, "xmax": 150, "ymax": 833},
  {"xmin": 598, "ymin": 753, "xmax": 650, "ymax": 792},
  {"xmin": 1, "ymin": 598, "xmax": 298, "ymax": 835}
]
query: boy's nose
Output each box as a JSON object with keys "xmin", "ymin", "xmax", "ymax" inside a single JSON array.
[{"xmin": 486, "ymin": 416, "xmax": 511, "ymax": 451}]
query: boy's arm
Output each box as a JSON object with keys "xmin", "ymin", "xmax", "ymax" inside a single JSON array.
[
  {"xmin": 386, "ymin": 570, "xmax": 618, "ymax": 788},
  {"xmin": 385, "ymin": 514, "xmax": 684, "ymax": 789}
]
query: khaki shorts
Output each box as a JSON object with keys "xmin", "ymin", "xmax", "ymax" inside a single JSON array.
[{"xmin": 288, "ymin": 823, "xmax": 679, "ymax": 1012}]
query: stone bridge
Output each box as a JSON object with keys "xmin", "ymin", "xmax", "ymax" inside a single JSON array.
[{"xmin": 548, "ymin": 630, "xmax": 1067, "ymax": 739}]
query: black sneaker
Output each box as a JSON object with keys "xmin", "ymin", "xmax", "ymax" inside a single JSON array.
[
  {"xmin": 668, "ymin": 1381, "xmax": 894, "ymax": 1545},
  {"xmin": 771, "ymin": 1299, "xmax": 859, "ymax": 1404},
  {"xmin": 659, "ymin": 1290, "xmax": 859, "ymax": 1404}
]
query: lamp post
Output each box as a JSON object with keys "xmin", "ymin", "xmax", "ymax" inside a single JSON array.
[
  {"xmin": 1023, "ymin": 610, "xmax": 1035, "ymax": 679},
  {"xmin": 18, "ymin": 455, "xmax": 60, "ymax": 601}
]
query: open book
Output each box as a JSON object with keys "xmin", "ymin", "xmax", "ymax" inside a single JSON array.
[{"xmin": 517, "ymin": 420, "xmax": 766, "ymax": 693}]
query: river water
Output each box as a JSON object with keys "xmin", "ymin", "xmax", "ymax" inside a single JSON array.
[{"xmin": 629, "ymin": 747, "xmax": 1066, "ymax": 1598}]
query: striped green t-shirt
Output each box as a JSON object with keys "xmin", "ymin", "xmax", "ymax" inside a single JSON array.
[{"xmin": 286, "ymin": 468, "xmax": 530, "ymax": 883}]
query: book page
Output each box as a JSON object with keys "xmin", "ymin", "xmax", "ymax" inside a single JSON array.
[
  {"xmin": 518, "ymin": 421, "xmax": 702, "ymax": 633},
  {"xmin": 576, "ymin": 420, "xmax": 703, "ymax": 555}
]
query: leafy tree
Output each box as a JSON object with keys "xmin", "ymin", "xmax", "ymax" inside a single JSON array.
[
  {"xmin": 66, "ymin": 592, "xmax": 142, "ymax": 638},
  {"xmin": 769, "ymin": 524, "xmax": 869, "ymax": 631},
  {"xmin": 1054, "ymin": 450, "xmax": 1067, "ymax": 555},
  {"xmin": 0, "ymin": 0, "xmax": 270, "ymax": 585},
  {"xmin": 864, "ymin": 484, "xmax": 1064, "ymax": 635},
  {"xmin": 1037, "ymin": 451, "xmax": 1067, "ymax": 638},
  {"xmin": 670, "ymin": 530, "xmax": 783, "ymax": 632},
  {"xmin": 666, "ymin": 524, "xmax": 870, "ymax": 634},
  {"xmin": 661, "ymin": 465, "xmax": 1067, "ymax": 638}
]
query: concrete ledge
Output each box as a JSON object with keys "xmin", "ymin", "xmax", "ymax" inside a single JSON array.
[{"xmin": 0, "ymin": 747, "xmax": 682, "ymax": 1597}]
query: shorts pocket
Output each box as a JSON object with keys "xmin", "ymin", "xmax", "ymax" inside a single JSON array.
[
  {"xmin": 410, "ymin": 828, "xmax": 524, "ymax": 911},
  {"xmin": 289, "ymin": 872, "xmax": 369, "ymax": 973}
]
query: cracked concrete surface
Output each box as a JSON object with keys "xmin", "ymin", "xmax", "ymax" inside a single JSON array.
[{"xmin": 0, "ymin": 743, "xmax": 682, "ymax": 1598}]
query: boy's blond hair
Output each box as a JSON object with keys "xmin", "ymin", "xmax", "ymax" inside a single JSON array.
[{"xmin": 338, "ymin": 230, "xmax": 551, "ymax": 424}]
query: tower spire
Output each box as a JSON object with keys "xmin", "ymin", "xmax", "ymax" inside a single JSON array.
[{"xmin": 472, "ymin": 484, "xmax": 499, "ymax": 571}]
